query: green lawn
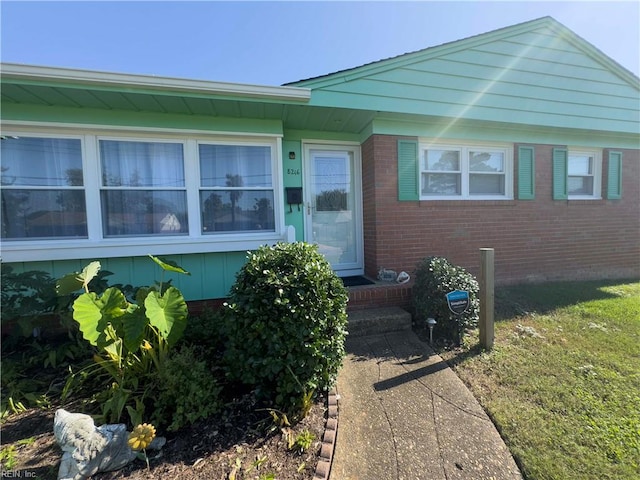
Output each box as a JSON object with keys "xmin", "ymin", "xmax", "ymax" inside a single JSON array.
[{"xmin": 446, "ymin": 280, "xmax": 640, "ymax": 480}]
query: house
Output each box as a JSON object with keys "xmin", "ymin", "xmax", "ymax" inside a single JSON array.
[{"xmin": 2, "ymin": 17, "xmax": 638, "ymax": 309}]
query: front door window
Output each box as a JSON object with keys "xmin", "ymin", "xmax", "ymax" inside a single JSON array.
[{"xmin": 304, "ymin": 145, "xmax": 363, "ymax": 275}]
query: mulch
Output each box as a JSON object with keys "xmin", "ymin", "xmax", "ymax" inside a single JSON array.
[{"xmin": 0, "ymin": 392, "xmax": 331, "ymax": 480}]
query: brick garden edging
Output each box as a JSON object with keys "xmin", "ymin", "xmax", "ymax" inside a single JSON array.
[{"xmin": 313, "ymin": 388, "xmax": 339, "ymax": 480}]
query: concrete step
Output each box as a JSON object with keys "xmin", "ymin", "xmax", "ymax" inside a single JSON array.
[{"xmin": 347, "ymin": 306, "xmax": 412, "ymax": 337}]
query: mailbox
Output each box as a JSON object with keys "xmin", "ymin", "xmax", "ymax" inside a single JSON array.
[{"xmin": 285, "ymin": 187, "xmax": 303, "ymax": 212}]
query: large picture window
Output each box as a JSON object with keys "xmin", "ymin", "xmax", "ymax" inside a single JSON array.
[
  {"xmin": 1, "ymin": 136, "xmax": 87, "ymax": 239},
  {"xmin": 2, "ymin": 129, "xmax": 283, "ymax": 262},
  {"xmin": 420, "ymin": 143, "xmax": 511, "ymax": 199},
  {"xmin": 199, "ymin": 144, "xmax": 275, "ymax": 233}
]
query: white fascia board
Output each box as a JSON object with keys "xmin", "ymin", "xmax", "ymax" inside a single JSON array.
[{"xmin": 1, "ymin": 63, "xmax": 311, "ymax": 103}]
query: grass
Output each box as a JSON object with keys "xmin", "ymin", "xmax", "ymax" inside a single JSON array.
[{"xmin": 445, "ymin": 279, "xmax": 640, "ymax": 480}]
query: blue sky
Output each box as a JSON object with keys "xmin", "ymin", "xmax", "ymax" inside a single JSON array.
[{"xmin": 1, "ymin": 1, "xmax": 638, "ymax": 86}]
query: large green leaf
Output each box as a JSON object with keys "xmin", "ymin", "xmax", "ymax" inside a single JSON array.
[
  {"xmin": 72, "ymin": 293, "xmax": 103, "ymax": 346},
  {"xmin": 144, "ymin": 287, "xmax": 188, "ymax": 347},
  {"xmin": 103, "ymin": 337, "xmax": 123, "ymax": 364},
  {"xmin": 56, "ymin": 261, "xmax": 101, "ymax": 295},
  {"xmin": 120, "ymin": 306, "xmax": 147, "ymax": 353},
  {"xmin": 56, "ymin": 272, "xmax": 85, "ymax": 296},
  {"xmin": 73, "ymin": 287, "xmax": 128, "ymax": 347},
  {"xmin": 81, "ymin": 261, "xmax": 102, "ymax": 290},
  {"xmin": 148, "ymin": 255, "xmax": 190, "ymax": 275}
]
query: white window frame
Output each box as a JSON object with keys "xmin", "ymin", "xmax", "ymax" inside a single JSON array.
[
  {"xmin": 197, "ymin": 139, "xmax": 278, "ymax": 235},
  {"xmin": 1, "ymin": 123, "xmax": 286, "ymax": 263},
  {"xmin": 419, "ymin": 140, "xmax": 513, "ymax": 200},
  {"xmin": 1, "ymin": 132, "xmax": 89, "ymax": 240},
  {"xmin": 97, "ymin": 136, "xmax": 190, "ymax": 238},
  {"xmin": 567, "ymin": 148, "xmax": 602, "ymax": 200}
]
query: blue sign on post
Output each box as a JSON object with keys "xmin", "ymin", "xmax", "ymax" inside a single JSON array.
[{"xmin": 446, "ymin": 290, "xmax": 470, "ymax": 315}]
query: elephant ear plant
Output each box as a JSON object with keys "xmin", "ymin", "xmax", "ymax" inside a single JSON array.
[{"xmin": 57, "ymin": 255, "xmax": 189, "ymax": 426}]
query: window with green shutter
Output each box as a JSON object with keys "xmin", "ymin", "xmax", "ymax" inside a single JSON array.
[
  {"xmin": 607, "ymin": 151, "xmax": 622, "ymax": 200},
  {"xmin": 413, "ymin": 141, "xmax": 513, "ymax": 200},
  {"xmin": 518, "ymin": 146, "xmax": 535, "ymax": 200},
  {"xmin": 553, "ymin": 147, "xmax": 603, "ymax": 200}
]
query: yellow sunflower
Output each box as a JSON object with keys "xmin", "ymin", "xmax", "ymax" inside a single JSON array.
[{"xmin": 128, "ymin": 423, "xmax": 156, "ymax": 451}]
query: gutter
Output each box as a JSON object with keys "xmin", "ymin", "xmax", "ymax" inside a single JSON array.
[{"xmin": 1, "ymin": 63, "xmax": 312, "ymax": 103}]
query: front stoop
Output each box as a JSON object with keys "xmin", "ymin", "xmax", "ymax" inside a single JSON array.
[
  {"xmin": 347, "ymin": 306, "xmax": 412, "ymax": 337},
  {"xmin": 347, "ymin": 281, "xmax": 413, "ymax": 312}
]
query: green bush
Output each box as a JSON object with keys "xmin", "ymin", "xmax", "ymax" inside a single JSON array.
[
  {"xmin": 181, "ymin": 308, "xmax": 226, "ymax": 359},
  {"xmin": 151, "ymin": 345, "xmax": 223, "ymax": 431},
  {"xmin": 413, "ymin": 256, "xmax": 479, "ymax": 344},
  {"xmin": 222, "ymin": 242, "xmax": 348, "ymax": 416}
]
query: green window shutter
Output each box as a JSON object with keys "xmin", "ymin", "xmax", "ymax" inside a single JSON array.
[
  {"xmin": 552, "ymin": 148, "xmax": 568, "ymax": 200},
  {"xmin": 607, "ymin": 151, "xmax": 623, "ymax": 199},
  {"xmin": 517, "ymin": 146, "xmax": 535, "ymax": 200},
  {"xmin": 397, "ymin": 139, "xmax": 419, "ymax": 201}
]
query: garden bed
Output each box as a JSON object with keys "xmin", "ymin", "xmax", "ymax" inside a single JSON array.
[
  {"xmin": 1, "ymin": 393, "xmax": 328, "ymax": 480},
  {"xmin": 2, "ymin": 245, "xmax": 349, "ymax": 479}
]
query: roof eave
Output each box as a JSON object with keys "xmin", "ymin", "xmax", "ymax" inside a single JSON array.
[{"xmin": 1, "ymin": 63, "xmax": 311, "ymax": 103}]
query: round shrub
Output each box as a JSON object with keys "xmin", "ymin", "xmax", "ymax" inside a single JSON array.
[
  {"xmin": 413, "ymin": 256, "xmax": 479, "ymax": 344},
  {"xmin": 222, "ymin": 242, "xmax": 348, "ymax": 415}
]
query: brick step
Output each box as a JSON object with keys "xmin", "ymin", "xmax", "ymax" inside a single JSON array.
[
  {"xmin": 347, "ymin": 281, "xmax": 413, "ymax": 312},
  {"xmin": 347, "ymin": 306, "xmax": 412, "ymax": 338}
]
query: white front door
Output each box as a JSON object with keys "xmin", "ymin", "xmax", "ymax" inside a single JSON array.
[{"xmin": 303, "ymin": 144, "xmax": 363, "ymax": 276}]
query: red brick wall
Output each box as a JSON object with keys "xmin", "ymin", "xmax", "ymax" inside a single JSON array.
[
  {"xmin": 347, "ymin": 282, "xmax": 413, "ymax": 311},
  {"xmin": 362, "ymin": 135, "xmax": 640, "ymax": 285}
]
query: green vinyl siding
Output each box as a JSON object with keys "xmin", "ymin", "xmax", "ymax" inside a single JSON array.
[
  {"xmin": 296, "ymin": 20, "xmax": 640, "ymax": 135},
  {"xmin": 6, "ymin": 252, "xmax": 248, "ymax": 302},
  {"xmin": 317, "ymin": 78, "xmax": 635, "ymax": 124},
  {"xmin": 309, "ymin": 90, "xmax": 633, "ymax": 134},
  {"xmin": 607, "ymin": 151, "xmax": 623, "ymax": 200},
  {"xmin": 552, "ymin": 148, "xmax": 568, "ymax": 200},
  {"xmin": 371, "ymin": 68, "xmax": 634, "ymax": 111},
  {"xmin": 397, "ymin": 139, "xmax": 419, "ymax": 201},
  {"xmin": 518, "ymin": 146, "xmax": 535, "ymax": 200}
]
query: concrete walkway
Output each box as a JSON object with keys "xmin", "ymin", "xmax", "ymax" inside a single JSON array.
[{"xmin": 329, "ymin": 331, "xmax": 523, "ymax": 480}]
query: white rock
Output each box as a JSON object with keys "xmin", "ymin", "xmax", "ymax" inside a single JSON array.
[{"xmin": 53, "ymin": 409, "xmax": 137, "ymax": 480}]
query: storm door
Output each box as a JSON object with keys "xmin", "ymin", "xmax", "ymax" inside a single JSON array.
[{"xmin": 303, "ymin": 144, "xmax": 363, "ymax": 276}]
